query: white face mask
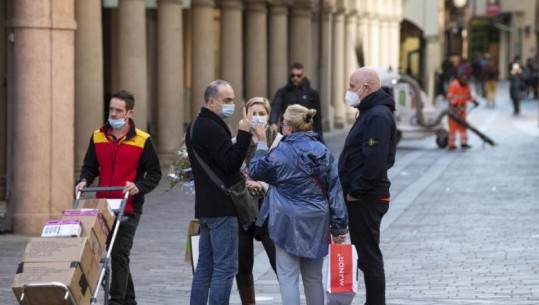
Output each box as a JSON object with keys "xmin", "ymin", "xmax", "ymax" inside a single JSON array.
[
  {"xmin": 250, "ymin": 115, "xmax": 268, "ymax": 129},
  {"xmin": 345, "ymin": 85, "xmax": 366, "ymax": 107}
]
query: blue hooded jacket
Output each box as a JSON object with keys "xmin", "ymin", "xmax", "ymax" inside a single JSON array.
[{"xmin": 250, "ymin": 132, "xmax": 348, "ymax": 259}]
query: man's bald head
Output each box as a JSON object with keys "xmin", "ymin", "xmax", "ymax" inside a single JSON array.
[{"xmin": 348, "ymin": 67, "xmax": 381, "ymax": 97}]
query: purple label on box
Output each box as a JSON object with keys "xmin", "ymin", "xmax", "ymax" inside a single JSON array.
[
  {"xmin": 44, "ymin": 219, "xmax": 82, "ymax": 226},
  {"xmin": 63, "ymin": 209, "xmax": 99, "ymax": 216}
]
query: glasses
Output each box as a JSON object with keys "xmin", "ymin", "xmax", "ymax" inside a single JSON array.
[
  {"xmin": 290, "ymin": 73, "xmax": 303, "ymax": 79},
  {"xmin": 279, "ymin": 122, "xmax": 288, "ymax": 128}
]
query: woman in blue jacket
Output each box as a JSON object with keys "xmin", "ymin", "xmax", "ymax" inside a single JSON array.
[{"xmin": 249, "ymin": 104, "xmax": 348, "ymax": 305}]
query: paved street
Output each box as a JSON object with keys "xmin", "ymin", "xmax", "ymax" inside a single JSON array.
[{"xmin": 1, "ymin": 81, "xmax": 538, "ymax": 304}]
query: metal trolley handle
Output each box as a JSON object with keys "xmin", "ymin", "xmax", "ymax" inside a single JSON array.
[{"xmin": 73, "ymin": 186, "xmax": 130, "ymax": 305}]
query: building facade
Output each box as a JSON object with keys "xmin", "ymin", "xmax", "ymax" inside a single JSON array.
[{"xmin": 0, "ymin": 0, "xmax": 402, "ymax": 234}]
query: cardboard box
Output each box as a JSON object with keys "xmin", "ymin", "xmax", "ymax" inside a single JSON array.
[
  {"xmin": 22, "ymin": 237, "xmax": 98, "ymax": 292},
  {"xmin": 62, "ymin": 210, "xmax": 109, "ymax": 263},
  {"xmin": 77, "ymin": 199, "xmax": 116, "ymax": 230},
  {"xmin": 41, "ymin": 219, "xmax": 83, "ymax": 237},
  {"xmin": 12, "ymin": 261, "xmax": 91, "ymax": 305}
]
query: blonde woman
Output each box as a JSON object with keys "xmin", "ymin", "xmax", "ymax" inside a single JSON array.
[
  {"xmin": 236, "ymin": 97, "xmax": 281, "ymax": 304},
  {"xmin": 249, "ymin": 104, "xmax": 348, "ymax": 305}
]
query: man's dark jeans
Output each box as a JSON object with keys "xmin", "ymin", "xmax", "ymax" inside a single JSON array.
[
  {"xmin": 346, "ymin": 198, "xmax": 389, "ymax": 305},
  {"xmin": 108, "ymin": 214, "xmax": 140, "ymax": 305}
]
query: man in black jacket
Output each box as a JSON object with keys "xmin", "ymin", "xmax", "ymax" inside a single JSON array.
[
  {"xmin": 338, "ymin": 67, "xmax": 397, "ymax": 305},
  {"xmin": 269, "ymin": 62, "xmax": 324, "ymax": 141},
  {"xmin": 186, "ymin": 80, "xmax": 252, "ymax": 305}
]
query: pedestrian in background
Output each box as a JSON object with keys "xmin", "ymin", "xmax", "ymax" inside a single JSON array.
[
  {"xmin": 75, "ymin": 90, "xmax": 162, "ymax": 305},
  {"xmin": 339, "ymin": 67, "xmax": 397, "ymax": 305},
  {"xmin": 269, "ymin": 62, "xmax": 324, "ymax": 142},
  {"xmin": 186, "ymin": 80, "xmax": 252, "ymax": 305},
  {"xmin": 481, "ymin": 53, "xmax": 498, "ymax": 108},
  {"xmin": 509, "ymin": 63, "xmax": 524, "ymax": 115},
  {"xmin": 522, "ymin": 58, "xmax": 538, "ymax": 99},
  {"xmin": 471, "ymin": 53, "xmax": 484, "ymax": 97},
  {"xmin": 446, "ymin": 68, "xmax": 479, "ymax": 150},
  {"xmin": 235, "ymin": 96, "xmax": 280, "ymax": 304},
  {"xmin": 250, "ymin": 104, "xmax": 348, "ymax": 305}
]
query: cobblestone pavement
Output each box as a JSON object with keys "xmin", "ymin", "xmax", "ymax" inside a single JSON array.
[{"xmin": 1, "ymin": 82, "xmax": 538, "ymax": 304}]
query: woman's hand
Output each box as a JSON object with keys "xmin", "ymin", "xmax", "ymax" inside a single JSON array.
[
  {"xmin": 246, "ymin": 180, "xmax": 262, "ymax": 189},
  {"xmin": 246, "ymin": 180, "xmax": 264, "ymax": 197},
  {"xmin": 253, "ymin": 121, "xmax": 267, "ymax": 142},
  {"xmin": 332, "ymin": 234, "xmax": 347, "ymax": 244}
]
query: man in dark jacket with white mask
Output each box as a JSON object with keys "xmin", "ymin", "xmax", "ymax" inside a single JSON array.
[{"xmin": 338, "ymin": 67, "xmax": 397, "ymax": 305}]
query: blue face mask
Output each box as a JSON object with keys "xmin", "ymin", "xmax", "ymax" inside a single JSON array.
[
  {"xmin": 219, "ymin": 103, "xmax": 235, "ymax": 119},
  {"xmin": 108, "ymin": 117, "xmax": 127, "ymax": 129}
]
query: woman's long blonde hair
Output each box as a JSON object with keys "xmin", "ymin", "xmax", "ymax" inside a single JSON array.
[{"xmin": 283, "ymin": 104, "xmax": 316, "ymax": 132}]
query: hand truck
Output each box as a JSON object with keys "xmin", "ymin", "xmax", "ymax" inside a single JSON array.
[{"xmin": 19, "ymin": 186, "xmax": 129, "ymax": 305}]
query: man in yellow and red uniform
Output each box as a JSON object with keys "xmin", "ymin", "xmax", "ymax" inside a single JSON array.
[
  {"xmin": 446, "ymin": 69, "xmax": 478, "ymax": 150},
  {"xmin": 75, "ymin": 90, "xmax": 161, "ymax": 305}
]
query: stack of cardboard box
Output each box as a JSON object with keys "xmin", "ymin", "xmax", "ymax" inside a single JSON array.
[{"xmin": 12, "ymin": 199, "xmax": 116, "ymax": 305}]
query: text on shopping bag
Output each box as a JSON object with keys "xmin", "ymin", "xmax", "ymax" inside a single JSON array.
[{"xmin": 328, "ymin": 244, "xmax": 358, "ymax": 293}]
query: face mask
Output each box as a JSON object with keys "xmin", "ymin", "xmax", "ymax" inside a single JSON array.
[
  {"xmin": 108, "ymin": 116, "xmax": 127, "ymax": 129},
  {"xmin": 250, "ymin": 115, "xmax": 268, "ymax": 129},
  {"xmin": 345, "ymin": 90, "xmax": 361, "ymax": 107},
  {"xmin": 345, "ymin": 85, "xmax": 366, "ymax": 107},
  {"xmin": 219, "ymin": 103, "xmax": 235, "ymax": 119}
]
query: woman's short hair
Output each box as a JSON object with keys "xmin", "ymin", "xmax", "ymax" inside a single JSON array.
[
  {"xmin": 245, "ymin": 97, "xmax": 271, "ymax": 114},
  {"xmin": 283, "ymin": 104, "xmax": 317, "ymax": 132}
]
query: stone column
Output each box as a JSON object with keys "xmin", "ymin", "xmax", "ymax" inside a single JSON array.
[
  {"xmin": 75, "ymin": 0, "xmax": 103, "ymax": 173},
  {"xmin": 424, "ymin": 36, "xmax": 441, "ymax": 100},
  {"xmin": 268, "ymin": 1, "xmax": 288, "ymax": 100},
  {"xmin": 118, "ymin": 0, "xmax": 148, "ymax": 128},
  {"xmin": 345, "ymin": 8, "xmax": 359, "ymax": 124},
  {"xmin": 358, "ymin": 12, "xmax": 369, "ymax": 66},
  {"xmin": 221, "ymin": 0, "xmax": 244, "ymax": 129},
  {"xmin": 190, "ymin": 0, "xmax": 215, "ymax": 118},
  {"xmin": 499, "ymin": 31, "xmax": 508, "ymax": 80},
  {"xmin": 368, "ymin": 15, "xmax": 380, "ymax": 66},
  {"xmin": 156, "ymin": 0, "xmax": 183, "ymax": 166},
  {"xmin": 289, "ymin": 0, "xmax": 312, "ymax": 74},
  {"xmin": 331, "ymin": 6, "xmax": 345, "ymax": 129},
  {"xmin": 9, "ymin": 0, "xmax": 76, "ymax": 234},
  {"xmin": 245, "ymin": 0, "xmax": 268, "ymax": 99},
  {"xmin": 319, "ymin": 5, "xmax": 333, "ymax": 131},
  {"xmin": 0, "ymin": 3, "xmax": 6, "ymax": 204},
  {"xmin": 389, "ymin": 19, "xmax": 401, "ymax": 70},
  {"xmin": 379, "ymin": 17, "xmax": 390, "ymax": 67},
  {"xmin": 310, "ymin": 7, "xmax": 320, "ymax": 90}
]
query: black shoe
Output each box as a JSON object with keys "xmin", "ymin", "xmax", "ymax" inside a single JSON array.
[
  {"xmin": 461, "ymin": 144, "xmax": 471, "ymax": 149},
  {"xmin": 448, "ymin": 145, "xmax": 457, "ymax": 150}
]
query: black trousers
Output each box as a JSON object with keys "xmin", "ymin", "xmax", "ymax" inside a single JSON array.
[
  {"xmin": 108, "ymin": 214, "xmax": 140, "ymax": 305},
  {"xmin": 346, "ymin": 198, "xmax": 389, "ymax": 305},
  {"xmin": 236, "ymin": 223, "xmax": 277, "ymax": 289}
]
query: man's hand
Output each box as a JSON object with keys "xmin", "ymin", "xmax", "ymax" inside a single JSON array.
[
  {"xmin": 271, "ymin": 123, "xmax": 279, "ymax": 131},
  {"xmin": 75, "ymin": 180, "xmax": 86, "ymax": 196},
  {"xmin": 238, "ymin": 107, "xmax": 252, "ymax": 132},
  {"xmin": 346, "ymin": 194, "xmax": 360, "ymax": 202},
  {"xmin": 124, "ymin": 181, "xmax": 139, "ymax": 196}
]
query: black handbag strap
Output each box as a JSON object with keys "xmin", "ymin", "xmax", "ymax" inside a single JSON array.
[{"xmin": 189, "ymin": 118, "xmax": 229, "ymax": 194}]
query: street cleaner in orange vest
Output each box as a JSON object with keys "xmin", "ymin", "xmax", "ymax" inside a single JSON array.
[{"xmin": 446, "ymin": 68, "xmax": 479, "ymax": 150}]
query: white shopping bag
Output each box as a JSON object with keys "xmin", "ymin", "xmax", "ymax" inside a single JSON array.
[{"xmin": 326, "ymin": 243, "xmax": 358, "ymax": 305}]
